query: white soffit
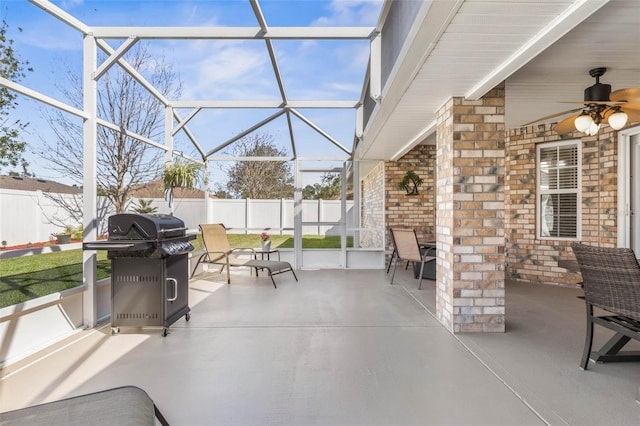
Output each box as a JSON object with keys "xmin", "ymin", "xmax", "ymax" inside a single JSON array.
[{"xmin": 358, "ymin": 0, "xmax": 610, "ymax": 161}]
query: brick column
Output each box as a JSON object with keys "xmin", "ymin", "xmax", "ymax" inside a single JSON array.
[{"xmin": 435, "ymin": 83, "xmax": 506, "ymax": 333}]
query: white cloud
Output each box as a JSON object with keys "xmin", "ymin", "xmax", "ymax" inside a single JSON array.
[
  {"xmin": 313, "ymin": 0, "xmax": 383, "ymax": 26},
  {"xmin": 60, "ymin": 0, "xmax": 84, "ymax": 10}
]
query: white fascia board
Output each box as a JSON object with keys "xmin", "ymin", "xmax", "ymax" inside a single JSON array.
[
  {"xmin": 170, "ymin": 100, "xmax": 358, "ymax": 109},
  {"xmin": 0, "ymin": 77, "xmax": 88, "ymax": 119},
  {"xmin": 89, "ymin": 26, "xmax": 375, "ymax": 40},
  {"xmin": 465, "ymin": 0, "xmax": 610, "ymax": 100}
]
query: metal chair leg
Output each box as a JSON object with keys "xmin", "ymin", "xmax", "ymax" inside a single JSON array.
[
  {"xmin": 386, "ymin": 249, "xmax": 396, "ymax": 273},
  {"xmin": 581, "ymin": 303, "xmax": 595, "ymax": 370},
  {"xmin": 418, "ymin": 261, "xmax": 425, "ymax": 290},
  {"xmin": 390, "ymin": 257, "xmax": 399, "ymax": 285}
]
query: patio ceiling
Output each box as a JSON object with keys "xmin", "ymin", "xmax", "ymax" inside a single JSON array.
[{"xmin": 357, "ymin": 0, "xmax": 640, "ymax": 161}]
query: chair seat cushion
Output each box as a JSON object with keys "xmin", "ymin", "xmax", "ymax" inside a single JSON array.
[{"xmin": 245, "ymin": 260, "xmax": 292, "ymax": 273}]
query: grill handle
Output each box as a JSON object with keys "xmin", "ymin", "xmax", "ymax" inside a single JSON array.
[
  {"xmin": 159, "ymin": 227, "xmax": 188, "ymax": 234},
  {"xmin": 166, "ymin": 278, "xmax": 178, "ymax": 302},
  {"xmin": 83, "ymin": 243, "xmax": 136, "ymax": 250}
]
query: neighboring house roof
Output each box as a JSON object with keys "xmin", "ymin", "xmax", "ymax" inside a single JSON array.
[
  {"xmin": 0, "ymin": 175, "xmax": 82, "ymax": 194},
  {"xmin": 129, "ymin": 180, "xmax": 214, "ymax": 200}
]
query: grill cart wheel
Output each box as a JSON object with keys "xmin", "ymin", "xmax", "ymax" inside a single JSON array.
[
  {"xmin": 112, "ymin": 327, "xmax": 120, "ymax": 335},
  {"xmin": 185, "ymin": 312, "xmax": 191, "ymax": 321},
  {"xmin": 161, "ymin": 328, "xmax": 169, "ymax": 337}
]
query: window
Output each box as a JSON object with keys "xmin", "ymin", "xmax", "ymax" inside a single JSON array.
[{"xmin": 536, "ymin": 140, "xmax": 581, "ymax": 240}]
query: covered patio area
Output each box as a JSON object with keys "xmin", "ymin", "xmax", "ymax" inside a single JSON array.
[{"xmin": 2, "ymin": 269, "xmax": 639, "ymax": 425}]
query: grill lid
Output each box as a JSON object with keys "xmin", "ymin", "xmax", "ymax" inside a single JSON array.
[{"xmin": 108, "ymin": 213, "xmax": 187, "ymax": 240}]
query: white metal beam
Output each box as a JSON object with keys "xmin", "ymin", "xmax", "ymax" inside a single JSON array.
[
  {"xmin": 172, "ymin": 110, "xmax": 206, "ymax": 159},
  {"xmin": 81, "ymin": 34, "xmax": 98, "ymax": 329},
  {"xmin": 88, "ymin": 26, "xmax": 375, "ymax": 40},
  {"xmin": 96, "ymin": 117, "xmax": 169, "ymax": 153},
  {"xmin": 205, "ymin": 109, "xmax": 287, "ymax": 157},
  {"xmin": 0, "ymin": 77, "xmax": 88, "ymax": 119},
  {"xmin": 170, "ymin": 100, "xmax": 358, "ymax": 109},
  {"xmin": 286, "ymin": 111, "xmax": 297, "ymax": 159},
  {"xmin": 250, "ymin": 0, "xmax": 269, "ymax": 33},
  {"xmin": 207, "ymin": 156, "xmax": 293, "ymax": 162},
  {"xmin": 172, "ymin": 107, "xmax": 201, "ymax": 136},
  {"xmin": 289, "ymin": 109, "xmax": 351, "ymax": 156},
  {"xmin": 29, "ymin": 0, "xmax": 91, "ymax": 34},
  {"xmin": 266, "ymin": 40, "xmax": 288, "ymax": 103},
  {"xmin": 93, "ymin": 37, "xmax": 138, "ymax": 81},
  {"xmin": 96, "ymin": 39, "xmax": 170, "ymax": 106}
]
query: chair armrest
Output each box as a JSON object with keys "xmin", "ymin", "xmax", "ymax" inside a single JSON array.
[{"xmin": 232, "ymin": 247, "xmax": 256, "ymax": 255}]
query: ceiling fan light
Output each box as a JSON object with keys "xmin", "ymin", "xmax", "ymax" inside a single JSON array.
[
  {"xmin": 608, "ymin": 110, "xmax": 628, "ymax": 130},
  {"xmin": 587, "ymin": 121, "xmax": 601, "ymax": 135},
  {"xmin": 574, "ymin": 114, "xmax": 592, "ymax": 132}
]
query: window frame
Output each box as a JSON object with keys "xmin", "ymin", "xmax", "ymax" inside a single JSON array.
[{"xmin": 536, "ymin": 139, "xmax": 582, "ymax": 241}]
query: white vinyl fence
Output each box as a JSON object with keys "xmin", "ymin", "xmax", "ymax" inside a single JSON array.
[{"xmin": 0, "ymin": 189, "xmax": 354, "ymax": 246}]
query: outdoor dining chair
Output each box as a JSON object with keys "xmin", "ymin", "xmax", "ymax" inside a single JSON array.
[
  {"xmin": 389, "ymin": 227, "xmax": 436, "ymax": 289},
  {"xmin": 571, "ymin": 243, "xmax": 640, "ymax": 370}
]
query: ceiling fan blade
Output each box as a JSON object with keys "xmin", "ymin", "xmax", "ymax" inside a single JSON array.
[
  {"xmin": 610, "ymin": 88, "xmax": 640, "ymax": 103},
  {"xmin": 558, "ymin": 100, "xmax": 625, "ymax": 105},
  {"xmin": 553, "ymin": 114, "xmax": 580, "ymax": 135},
  {"xmin": 620, "ymin": 101, "xmax": 640, "ymax": 111},
  {"xmin": 522, "ymin": 108, "xmax": 582, "ymax": 126}
]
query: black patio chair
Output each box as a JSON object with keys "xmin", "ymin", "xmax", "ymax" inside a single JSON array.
[{"xmin": 571, "ymin": 243, "xmax": 640, "ymax": 370}]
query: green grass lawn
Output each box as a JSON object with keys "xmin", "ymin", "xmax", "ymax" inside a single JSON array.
[
  {"xmin": 0, "ymin": 234, "xmax": 352, "ymax": 309},
  {"xmin": 0, "ymin": 250, "xmax": 111, "ymax": 309}
]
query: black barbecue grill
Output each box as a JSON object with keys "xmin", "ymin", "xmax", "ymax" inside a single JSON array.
[{"xmin": 83, "ymin": 213, "xmax": 196, "ymax": 337}]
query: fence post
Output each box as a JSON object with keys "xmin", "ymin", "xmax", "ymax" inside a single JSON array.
[{"xmin": 245, "ymin": 198, "xmax": 250, "ymax": 234}]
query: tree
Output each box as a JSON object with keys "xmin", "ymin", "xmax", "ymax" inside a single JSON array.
[
  {"xmin": 36, "ymin": 45, "xmax": 182, "ymax": 213},
  {"xmin": 224, "ymin": 134, "xmax": 294, "ymax": 199},
  {"xmin": 302, "ymin": 173, "xmax": 342, "ymax": 200},
  {"xmin": 131, "ymin": 199, "xmax": 158, "ymax": 214},
  {"xmin": 0, "ymin": 21, "xmax": 32, "ymax": 174}
]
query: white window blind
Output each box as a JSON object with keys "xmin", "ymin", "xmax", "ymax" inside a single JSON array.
[{"xmin": 537, "ymin": 141, "xmax": 581, "ymax": 239}]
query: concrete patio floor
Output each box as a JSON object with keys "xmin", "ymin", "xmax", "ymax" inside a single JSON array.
[{"xmin": 1, "ymin": 266, "xmax": 640, "ymax": 425}]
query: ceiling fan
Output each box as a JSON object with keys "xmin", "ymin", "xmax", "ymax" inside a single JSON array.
[{"xmin": 527, "ymin": 67, "xmax": 640, "ymax": 135}]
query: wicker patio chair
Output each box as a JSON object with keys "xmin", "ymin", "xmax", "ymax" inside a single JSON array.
[
  {"xmin": 0, "ymin": 386, "xmax": 169, "ymax": 426},
  {"xmin": 389, "ymin": 227, "xmax": 436, "ymax": 289},
  {"xmin": 571, "ymin": 243, "xmax": 640, "ymax": 370}
]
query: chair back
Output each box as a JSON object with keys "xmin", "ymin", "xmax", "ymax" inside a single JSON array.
[
  {"xmin": 199, "ymin": 224, "xmax": 232, "ymax": 259},
  {"xmin": 390, "ymin": 228, "xmax": 422, "ymax": 262},
  {"xmin": 571, "ymin": 243, "xmax": 640, "ymax": 320}
]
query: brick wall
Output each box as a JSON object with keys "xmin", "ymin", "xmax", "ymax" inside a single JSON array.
[
  {"xmin": 436, "ymin": 83, "xmax": 506, "ymax": 333},
  {"xmin": 384, "ymin": 144, "xmax": 437, "ymax": 253},
  {"xmin": 361, "ymin": 161, "xmax": 385, "ymax": 248},
  {"xmin": 505, "ymin": 124, "xmax": 618, "ymax": 286}
]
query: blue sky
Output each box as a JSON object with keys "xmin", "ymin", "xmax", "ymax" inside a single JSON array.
[{"xmin": 1, "ymin": 0, "xmax": 383, "ymax": 184}]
